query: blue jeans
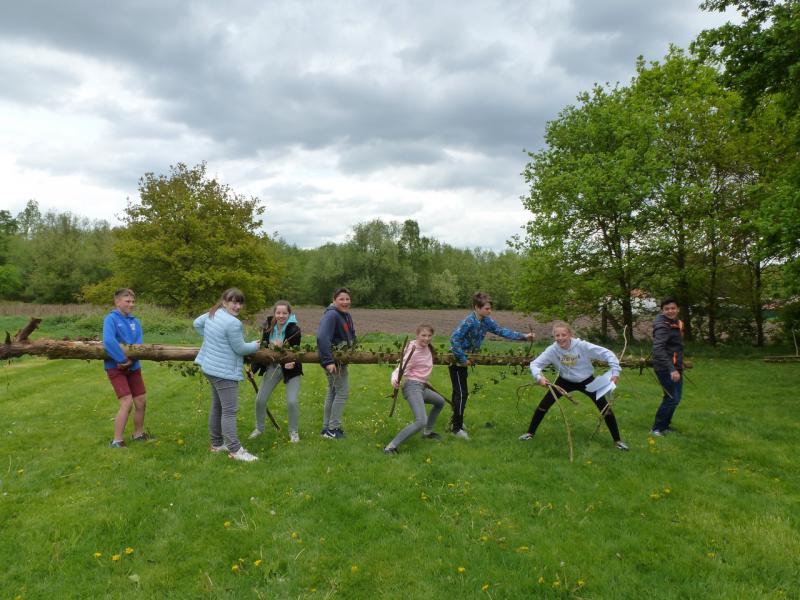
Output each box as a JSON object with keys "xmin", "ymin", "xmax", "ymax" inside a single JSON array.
[{"xmin": 653, "ymin": 370, "xmax": 683, "ymax": 431}]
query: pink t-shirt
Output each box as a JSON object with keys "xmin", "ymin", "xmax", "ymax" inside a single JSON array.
[{"xmin": 391, "ymin": 341, "xmax": 433, "ymax": 386}]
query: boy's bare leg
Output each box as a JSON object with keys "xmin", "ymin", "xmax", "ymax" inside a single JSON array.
[
  {"xmin": 132, "ymin": 394, "xmax": 147, "ymax": 437},
  {"xmin": 114, "ymin": 395, "xmax": 133, "ymax": 441}
]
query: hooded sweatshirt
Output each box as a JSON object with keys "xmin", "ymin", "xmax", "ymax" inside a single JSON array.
[
  {"xmin": 530, "ymin": 338, "xmax": 620, "ymax": 383},
  {"xmin": 316, "ymin": 304, "xmax": 356, "ymax": 367},
  {"xmin": 652, "ymin": 314, "xmax": 684, "ymax": 373}
]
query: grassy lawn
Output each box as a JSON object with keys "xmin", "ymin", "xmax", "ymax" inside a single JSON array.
[{"xmin": 1, "ymin": 315, "xmax": 798, "ymax": 599}]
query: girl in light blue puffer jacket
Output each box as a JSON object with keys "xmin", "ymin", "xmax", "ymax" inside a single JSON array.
[{"xmin": 194, "ymin": 288, "xmax": 260, "ymax": 462}]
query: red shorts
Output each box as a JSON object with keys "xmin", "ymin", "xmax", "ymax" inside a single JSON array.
[{"xmin": 107, "ymin": 368, "xmax": 147, "ymax": 399}]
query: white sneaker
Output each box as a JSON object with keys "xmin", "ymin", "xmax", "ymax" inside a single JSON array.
[
  {"xmin": 248, "ymin": 428, "xmax": 263, "ymax": 440},
  {"xmin": 289, "ymin": 431, "xmax": 300, "ymax": 443},
  {"xmin": 210, "ymin": 443, "xmax": 229, "ymax": 453},
  {"xmin": 452, "ymin": 429, "xmax": 470, "ymax": 440},
  {"xmin": 518, "ymin": 433, "xmax": 533, "ymax": 441},
  {"xmin": 229, "ymin": 447, "xmax": 259, "ymax": 462}
]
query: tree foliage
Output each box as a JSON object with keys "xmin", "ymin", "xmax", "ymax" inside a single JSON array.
[{"xmin": 102, "ymin": 162, "xmax": 279, "ymax": 315}]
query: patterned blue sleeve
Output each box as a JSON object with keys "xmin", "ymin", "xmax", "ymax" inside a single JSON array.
[
  {"xmin": 484, "ymin": 317, "xmax": 526, "ymax": 341},
  {"xmin": 449, "ymin": 318, "xmax": 470, "ymax": 364}
]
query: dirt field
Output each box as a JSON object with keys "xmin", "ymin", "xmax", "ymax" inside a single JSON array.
[{"xmin": 279, "ymin": 307, "xmax": 584, "ymax": 340}]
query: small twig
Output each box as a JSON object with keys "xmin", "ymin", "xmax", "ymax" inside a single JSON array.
[
  {"xmin": 389, "ymin": 336, "xmax": 412, "ymax": 417},
  {"xmin": 424, "ymin": 382, "xmax": 452, "ymax": 407},
  {"xmin": 553, "ymin": 394, "xmax": 574, "ymax": 463},
  {"xmin": 793, "ymin": 330, "xmax": 798, "ymax": 357}
]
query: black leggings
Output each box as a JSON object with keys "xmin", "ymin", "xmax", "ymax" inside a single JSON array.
[{"xmin": 527, "ymin": 375, "xmax": 621, "ymax": 441}]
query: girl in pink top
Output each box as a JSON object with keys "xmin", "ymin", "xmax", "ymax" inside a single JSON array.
[{"xmin": 384, "ymin": 324, "xmax": 446, "ymax": 454}]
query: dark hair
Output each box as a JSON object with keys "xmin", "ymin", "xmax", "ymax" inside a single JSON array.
[
  {"xmin": 660, "ymin": 296, "xmax": 679, "ymax": 309},
  {"xmin": 472, "ymin": 291, "xmax": 492, "ymax": 309},
  {"xmin": 209, "ymin": 288, "xmax": 245, "ymax": 318},
  {"xmin": 114, "ymin": 288, "xmax": 135, "ymax": 300},
  {"xmin": 333, "ymin": 287, "xmax": 351, "ymax": 300},
  {"xmin": 263, "ymin": 299, "xmax": 293, "ymax": 335}
]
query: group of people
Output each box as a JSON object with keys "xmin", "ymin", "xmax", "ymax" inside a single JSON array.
[{"xmin": 102, "ymin": 288, "xmax": 686, "ymax": 461}]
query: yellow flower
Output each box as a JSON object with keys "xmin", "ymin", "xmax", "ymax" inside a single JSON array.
[
  {"xmin": 351, "ymin": 565, "xmax": 359, "ymax": 573},
  {"xmin": 93, "ymin": 552, "xmax": 102, "ymax": 558},
  {"xmin": 421, "ymin": 492, "xmax": 429, "ymax": 501},
  {"xmin": 538, "ymin": 576, "xmax": 545, "ymax": 584},
  {"xmin": 516, "ymin": 546, "xmax": 529, "ymax": 552},
  {"xmin": 111, "ymin": 554, "xmax": 121, "ymax": 562},
  {"xmin": 481, "ymin": 584, "xmax": 489, "ymax": 591},
  {"xmin": 291, "ymin": 531, "xmax": 299, "ymax": 539},
  {"xmin": 650, "ymin": 492, "xmax": 661, "ymax": 500},
  {"xmin": 231, "ymin": 564, "xmax": 239, "ymax": 573},
  {"xmin": 426, "ymin": 457, "xmax": 432, "ymax": 464},
  {"xmin": 663, "ymin": 488, "xmax": 671, "ymax": 495},
  {"xmin": 254, "ymin": 559, "xmax": 263, "ymax": 567},
  {"xmin": 707, "ymin": 552, "xmax": 716, "ymax": 558},
  {"xmin": 173, "ymin": 473, "xmax": 182, "ymax": 480},
  {"xmin": 457, "ymin": 566, "xmax": 466, "ymax": 574},
  {"xmin": 224, "ymin": 521, "xmax": 231, "ymax": 528},
  {"xmin": 124, "ymin": 547, "xmax": 134, "ymax": 555},
  {"xmin": 577, "ymin": 579, "xmax": 586, "ymax": 587},
  {"xmin": 480, "ymin": 535, "xmax": 489, "ymax": 542},
  {"xmin": 552, "ymin": 580, "xmax": 561, "ymax": 588},
  {"xmin": 648, "ymin": 438, "xmax": 656, "ymax": 446}
]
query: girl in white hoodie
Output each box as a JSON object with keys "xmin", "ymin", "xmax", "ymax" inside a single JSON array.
[{"xmin": 522, "ymin": 322, "xmax": 628, "ymax": 450}]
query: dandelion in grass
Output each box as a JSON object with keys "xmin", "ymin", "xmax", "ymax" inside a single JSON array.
[
  {"xmin": 420, "ymin": 492, "xmax": 429, "ymax": 501},
  {"xmin": 707, "ymin": 552, "xmax": 716, "ymax": 558},
  {"xmin": 351, "ymin": 565, "xmax": 359, "ymax": 573},
  {"xmin": 538, "ymin": 576, "xmax": 545, "ymax": 584},
  {"xmin": 254, "ymin": 559, "xmax": 263, "ymax": 567},
  {"xmin": 458, "ymin": 567, "xmax": 466, "ymax": 574},
  {"xmin": 111, "ymin": 554, "xmax": 121, "ymax": 562},
  {"xmin": 516, "ymin": 546, "xmax": 530, "ymax": 553},
  {"xmin": 577, "ymin": 579, "xmax": 586, "ymax": 587},
  {"xmin": 93, "ymin": 552, "xmax": 102, "ymax": 558},
  {"xmin": 663, "ymin": 487, "xmax": 671, "ymax": 495},
  {"xmin": 291, "ymin": 531, "xmax": 299, "ymax": 539},
  {"xmin": 231, "ymin": 564, "xmax": 239, "ymax": 573},
  {"xmin": 650, "ymin": 492, "xmax": 661, "ymax": 500},
  {"xmin": 480, "ymin": 535, "xmax": 489, "ymax": 542},
  {"xmin": 17, "ymin": 469, "xmax": 23, "ymax": 475},
  {"xmin": 482, "ymin": 584, "xmax": 489, "ymax": 591},
  {"xmin": 177, "ymin": 439, "xmax": 184, "ymax": 446},
  {"xmin": 425, "ymin": 457, "xmax": 432, "ymax": 464},
  {"xmin": 552, "ymin": 580, "xmax": 561, "ymax": 588},
  {"xmin": 224, "ymin": 521, "xmax": 231, "ymax": 529},
  {"xmin": 173, "ymin": 473, "xmax": 182, "ymax": 480},
  {"xmin": 124, "ymin": 547, "xmax": 134, "ymax": 555}
]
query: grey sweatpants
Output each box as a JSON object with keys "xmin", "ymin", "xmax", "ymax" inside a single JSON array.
[
  {"xmin": 323, "ymin": 364, "xmax": 349, "ymax": 430},
  {"xmin": 388, "ymin": 379, "xmax": 445, "ymax": 448},
  {"xmin": 206, "ymin": 374, "xmax": 242, "ymax": 453},
  {"xmin": 255, "ymin": 365, "xmax": 301, "ymax": 433}
]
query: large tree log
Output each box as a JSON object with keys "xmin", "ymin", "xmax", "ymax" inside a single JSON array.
[{"xmin": 0, "ymin": 338, "xmax": 672, "ymax": 369}]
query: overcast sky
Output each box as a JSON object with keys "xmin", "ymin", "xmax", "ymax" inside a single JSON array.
[{"xmin": 1, "ymin": 1, "xmax": 733, "ymax": 251}]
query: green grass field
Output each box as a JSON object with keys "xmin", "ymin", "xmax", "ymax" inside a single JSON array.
[{"xmin": 1, "ymin": 315, "xmax": 798, "ymax": 599}]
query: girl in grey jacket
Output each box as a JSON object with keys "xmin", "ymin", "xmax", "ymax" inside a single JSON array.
[
  {"xmin": 522, "ymin": 322, "xmax": 628, "ymax": 451},
  {"xmin": 194, "ymin": 288, "xmax": 260, "ymax": 462}
]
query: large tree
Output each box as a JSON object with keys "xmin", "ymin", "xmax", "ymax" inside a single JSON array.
[
  {"xmin": 98, "ymin": 162, "xmax": 279, "ymax": 314},
  {"xmin": 518, "ymin": 83, "xmax": 659, "ymax": 334}
]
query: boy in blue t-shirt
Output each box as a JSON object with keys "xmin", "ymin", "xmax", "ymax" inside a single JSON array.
[
  {"xmin": 102, "ymin": 288, "xmax": 151, "ymax": 448},
  {"xmin": 449, "ymin": 292, "xmax": 534, "ymax": 439}
]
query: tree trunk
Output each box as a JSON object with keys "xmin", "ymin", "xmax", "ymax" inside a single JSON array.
[{"xmin": 0, "ymin": 338, "xmax": 669, "ymax": 369}]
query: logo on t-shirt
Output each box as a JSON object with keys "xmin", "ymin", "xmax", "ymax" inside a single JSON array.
[{"xmin": 560, "ymin": 353, "xmax": 578, "ymax": 367}]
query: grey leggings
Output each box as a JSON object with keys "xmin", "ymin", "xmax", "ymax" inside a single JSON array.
[
  {"xmin": 323, "ymin": 364, "xmax": 349, "ymax": 430},
  {"xmin": 388, "ymin": 379, "xmax": 445, "ymax": 448},
  {"xmin": 255, "ymin": 365, "xmax": 301, "ymax": 433},
  {"xmin": 206, "ymin": 374, "xmax": 242, "ymax": 453}
]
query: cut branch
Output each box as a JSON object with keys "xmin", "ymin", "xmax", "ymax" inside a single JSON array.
[{"xmin": 1, "ymin": 338, "xmax": 677, "ymax": 368}]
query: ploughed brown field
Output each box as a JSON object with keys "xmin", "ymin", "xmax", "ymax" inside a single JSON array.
[{"xmin": 270, "ymin": 307, "xmax": 596, "ymax": 340}]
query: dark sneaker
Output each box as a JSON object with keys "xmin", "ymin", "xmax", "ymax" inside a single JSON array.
[
  {"xmin": 132, "ymin": 432, "xmax": 154, "ymax": 442},
  {"xmin": 383, "ymin": 446, "xmax": 398, "ymax": 455},
  {"xmin": 422, "ymin": 432, "xmax": 442, "ymax": 440},
  {"xmin": 332, "ymin": 428, "xmax": 346, "ymax": 439},
  {"xmin": 615, "ymin": 440, "xmax": 630, "ymax": 451},
  {"xmin": 321, "ymin": 429, "xmax": 336, "ymax": 439},
  {"xmin": 109, "ymin": 440, "xmax": 127, "ymax": 448}
]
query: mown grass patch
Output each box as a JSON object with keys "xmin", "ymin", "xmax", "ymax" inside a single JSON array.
[{"xmin": 1, "ymin": 319, "xmax": 798, "ymax": 598}]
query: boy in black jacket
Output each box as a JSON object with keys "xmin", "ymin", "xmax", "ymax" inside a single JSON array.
[{"xmin": 650, "ymin": 297, "xmax": 684, "ymax": 436}]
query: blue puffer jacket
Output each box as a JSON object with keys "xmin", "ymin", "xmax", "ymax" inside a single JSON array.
[{"xmin": 193, "ymin": 308, "xmax": 259, "ymax": 381}]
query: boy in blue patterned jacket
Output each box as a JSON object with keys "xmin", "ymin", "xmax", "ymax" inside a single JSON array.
[{"xmin": 449, "ymin": 292, "xmax": 534, "ymax": 438}]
